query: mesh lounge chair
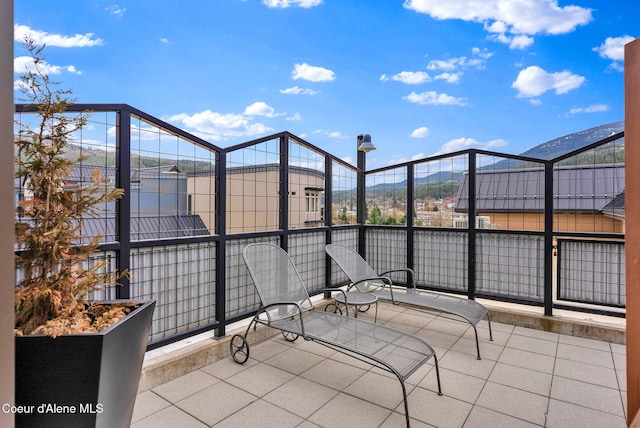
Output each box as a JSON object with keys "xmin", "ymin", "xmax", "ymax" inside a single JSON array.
[
  {"xmin": 326, "ymin": 243, "xmax": 493, "ymax": 360},
  {"xmin": 231, "ymin": 243, "xmax": 442, "ymax": 427}
]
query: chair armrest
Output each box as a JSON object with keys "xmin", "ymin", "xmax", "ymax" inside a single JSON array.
[
  {"xmin": 379, "ymin": 268, "xmax": 416, "ymax": 288},
  {"xmin": 352, "ymin": 276, "xmax": 397, "ymax": 302}
]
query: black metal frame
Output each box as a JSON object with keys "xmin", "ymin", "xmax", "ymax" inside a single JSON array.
[{"xmin": 14, "ymin": 103, "xmax": 627, "ymax": 350}]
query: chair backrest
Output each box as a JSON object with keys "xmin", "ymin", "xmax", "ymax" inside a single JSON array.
[
  {"xmin": 325, "ymin": 244, "xmax": 381, "ymax": 292},
  {"xmin": 243, "ymin": 243, "xmax": 314, "ymax": 312}
]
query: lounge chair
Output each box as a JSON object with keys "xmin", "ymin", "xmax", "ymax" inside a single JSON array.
[
  {"xmin": 326, "ymin": 243, "xmax": 492, "ymax": 360},
  {"xmin": 231, "ymin": 243, "xmax": 442, "ymax": 427}
]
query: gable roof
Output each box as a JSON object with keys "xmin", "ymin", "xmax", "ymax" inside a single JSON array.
[{"xmin": 455, "ymin": 163, "xmax": 625, "ymax": 214}]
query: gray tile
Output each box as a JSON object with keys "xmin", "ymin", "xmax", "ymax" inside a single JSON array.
[
  {"xmin": 131, "ymin": 391, "xmax": 171, "ymax": 423},
  {"xmin": 489, "ymin": 362, "xmax": 552, "ymax": 396},
  {"xmin": 463, "ymin": 406, "xmax": 540, "ymax": 428},
  {"xmin": 551, "ymin": 376, "xmax": 624, "ymax": 416},
  {"xmin": 301, "ymin": 358, "xmax": 367, "ymax": 391},
  {"xmin": 558, "ymin": 334, "xmax": 614, "ymax": 351},
  {"xmin": 175, "ymin": 382, "xmax": 256, "ymax": 426},
  {"xmin": 214, "ymin": 399, "xmax": 303, "ymax": 428},
  {"xmin": 226, "ymin": 362, "xmax": 295, "ymax": 397},
  {"xmin": 556, "ymin": 342, "xmax": 614, "ymax": 368},
  {"xmin": 498, "ymin": 347, "xmax": 555, "ymax": 374},
  {"xmin": 151, "ymin": 369, "xmax": 219, "ymax": 403},
  {"xmin": 610, "ymin": 342, "xmax": 626, "ymax": 355},
  {"xmin": 506, "ymin": 334, "xmax": 557, "ymax": 357},
  {"xmin": 420, "ymin": 367, "xmax": 486, "ymax": 403},
  {"xmin": 344, "ymin": 370, "xmax": 410, "ymax": 410},
  {"xmin": 513, "ymin": 325, "xmax": 559, "ymax": 342},
  {"xmin": 263, "ymin": 376, "xmax": 338, "ymax": 419},
  {"xmin": 250, "ymin": 338, "xmax": 293, "ymax": 361},
  {"xmin": 546, "ymin": 398, "xmax": 627, "ymax": 428},
  {"xmin": 451, "ymin": 336, "xmax": 504, "ymax": 361},
  {"xmin": 475, "ymin": 382, "xmax": 549, "ymax": 425},
  {"xmin": 201, "ymin": 354, "xmax": 258, "ymax": 380},
  {"xmin": 554, "ymin": 358, "xmax": 618, "ymax": 389},
  {"xmin": 264, "ymin": 347, "xmax": 326, "ymax": 375},
  {"xmin": 612, "ymin": 351, "xmax": 626, "ymax": 372},
  {"xmin": 131, "ymin": 405, "xmax": 207, "ymax": 428},
  {"xmin": 439, "ymin": 349, "xmax": 496, "ymax": 379},
  {"xmin": 308, "ymin": 392, "xmax": 392, "ymax": 428},
  {"xmin": 405, "ymin": 386, "xmax": 473, "ymax": 428}
]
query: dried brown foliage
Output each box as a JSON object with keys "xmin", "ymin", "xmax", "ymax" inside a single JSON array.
[{"xmin": 14, "ymin": 38, "xmax": 128, "ymax": 337}]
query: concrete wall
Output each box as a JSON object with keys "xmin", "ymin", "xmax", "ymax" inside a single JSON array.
[
  {"xmin": 1, "ymin": 0, "xmax": 15, "ymax": 426},
  {"xmin": 625, "ymin": 37, "xmax": 640, "ymax": 426}
]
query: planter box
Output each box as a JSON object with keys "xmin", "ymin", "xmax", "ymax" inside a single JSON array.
[{"xmin": 15, "ymin": 300, "xmax": 155, "ymax": 428}]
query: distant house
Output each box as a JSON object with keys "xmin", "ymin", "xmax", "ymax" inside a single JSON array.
[
  {"xmin": 15, "ymin": 164, "xmax": 209, "ymax": 243},
  {"xmin": 454, "ymin": 163, "xmax": 625, "ymax": 233},
  {"xmin": 187, "ymin": 163, "xmax": 325, "ymax": 234}
]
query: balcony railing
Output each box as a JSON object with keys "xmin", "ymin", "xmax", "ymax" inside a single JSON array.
[{"xmin": 14, "ymin": 104, "xmax": 625, "ymax": 349}]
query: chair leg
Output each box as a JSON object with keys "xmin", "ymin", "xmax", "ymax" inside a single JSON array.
[
  {"xmin": 472, "ymin": 325, "xmax": 482, "ymax": 360},
  {"xmin": 487, "ymin": 313, "xmax": 494, "ymax": 341}
]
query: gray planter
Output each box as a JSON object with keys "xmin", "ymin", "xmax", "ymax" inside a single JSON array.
[{"xmin": 15, "ymin": 300, "xmax": 155, "ymax": 428}]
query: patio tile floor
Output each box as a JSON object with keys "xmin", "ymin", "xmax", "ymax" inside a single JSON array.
[{"xmin": 132, "ymin": 301, "xmax": 627, "ymax": 427}]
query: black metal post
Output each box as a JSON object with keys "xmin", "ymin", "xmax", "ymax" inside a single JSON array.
[
  {"xmin": 544, "ymin": 161, "xmax": 554, "ymax": 316},
  {"xmin": 115, "ymin": 107, "xmax": 131, "ymax": 299},
  {"xmin": 467, "ymin": 151, "xmax": 477, "ymax": 300},
  {"xmin": 214, "ymin": 151, "xmax": 227, "ymax": 338},
  {"xmin": 406, "ymin": 164, "xmax": 415, "ymax": 279},
  {"xmin": 280, "ymin": 135, "xmax": 290, "ymax": 251},
  {"xmin": 325, "ymin": 157, "xmax": 333, "ymax": 292},
  {"xmin": 357, "ymin": 138, "xmax": 366, "ymax": 257}
]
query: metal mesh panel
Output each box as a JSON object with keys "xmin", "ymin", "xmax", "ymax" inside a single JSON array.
[
  {"xmin": 476, "ymin": 233, "xmax": 544, "ymax": 301},
  {"xmin": 130, "ymin": 242, "xmax": 217, "ymax": 343},
  {"xmin": 365, "ymin": 167, "xmax": 407, "ymax": 226},
  {"xmin": 329, "ymin": 228, "xmax": 359, "ymax": 286},
  {"xmin": 130, "ymin": 115, "xmax": 216, "ymax": 240},
  {"xmin": 558, "ymin": 240, "xmax": 625, "ymax": 306},
  {"xmin": 288, "ymin": 139, "xmax": 326, "ymax": 230},
  {"xmin": 331, "ymin": 161, "xmax": 358, "ymax": 225},
  {"xmin": 414, "ymin": 154, "xmax": 468, "ymax": 228},
  {"xmin": 365, "ymin": 228, "xmax": 408, "ymax": 283},
  {"xmin": 225, "ymin": 236, "xmax": 280, "ymax": 319},
  {"xmin": 414, "ymin": 230, "xmax": 468, "ymax": 292},
  {"xmin": 226, "ymin": 139, "xmax": 280, "ymax": 233},
  {"xmin": 289, "ymin": 232, "xmax": 326, "ymax": 294},
  {"xmin": 553, "ymin": 136, "xmax": 624, "ymax": 234}
]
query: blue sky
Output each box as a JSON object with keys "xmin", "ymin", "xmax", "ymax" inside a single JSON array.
[{"xmin": 13, "ymin": 0, "xmax": 637, "ymax": 169}]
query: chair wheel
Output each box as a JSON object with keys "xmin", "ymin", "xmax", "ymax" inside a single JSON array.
[
  {"xmin": 323, "ymin": 303, "xmax": 343, "ymax": 315},
  {"xmin": 281, "ymin": 331, "xmax": 300, "ymax": 342},
  {"xmin": 357, "ymin": 305, "xmax": 371, "ymax": 313},
  {"xmin": 230, "ymin": 334, "xmax": 250, "ymax": 364}
]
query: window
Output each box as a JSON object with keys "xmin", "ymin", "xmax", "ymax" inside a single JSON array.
[{"xmin": 305, "ymin": 191, "xmax": 319, "ymax": 213}]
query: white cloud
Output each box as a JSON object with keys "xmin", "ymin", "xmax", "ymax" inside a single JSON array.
[
  {"xmin": 168, "ymin": 109, "xmax": 273, "ymax": 141},
  {"xmin": 593, "ymin": 35, "xmax": 635, "ymax": 65},
  {"xmin": 425, "ymin": 50, "xmax": 490, "ymax": 83},
  {"xmin": 380, "ymin": 71, "xmax": 431, "ymax": 84},
  {"xmin": 286, "ymin": 112, "xmax": 303, "ymax": 121},
  {"xmin": 411, "ymin": 127, "xmax": 430, "ymax": 138},
  {"xmin": 432, "ymin": 137, "xmax": 508, "ymax": 156},
  {"xmin": 404, "ymin": 0, "xmax": 592, "ymax": 49},
  {"xmin": 403, "ymin": 91, "xmax": 467, "ymax": 106},
  {"xmin": 105, "ymin": 5, "xmax": 126, "ymax": 16},
  {"xmin": 566, "ymin": 104, "xmax": 609, "ymax": 115},
  {"xmin": 512, "ymin": 65, "xmax": 585, "ymax": 98},
  {"xmin": 263, "ymin": 0, "xmax": 322, "ymax": 7},
  {"xmin": 14, "ymin": 24, "xmax": 103, "ymax": 47},
  {"xmin": 313, "ymin": 129, "xmax": 346, "ymax": 138},
  {"xmin": 292, "ymin": 63, "xmax": 335, "ymax": 82},
  {"xmin": 160, "ymin": 38, "xmax": 169, "ymax": 43},
  {"xmin": 14, "ymin": 55, "xmax": 82, "ymax": 76},
  {"xmin": 280, "ymin": 86, "xmax": 319, "ymax": 95},
  {"xmin": 435, "ymin": 72, "xmax": 461, "ymax": 83},
  {"xmin": 243, "ymin": 101, "xmax": 282, "ymax": 117}
]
